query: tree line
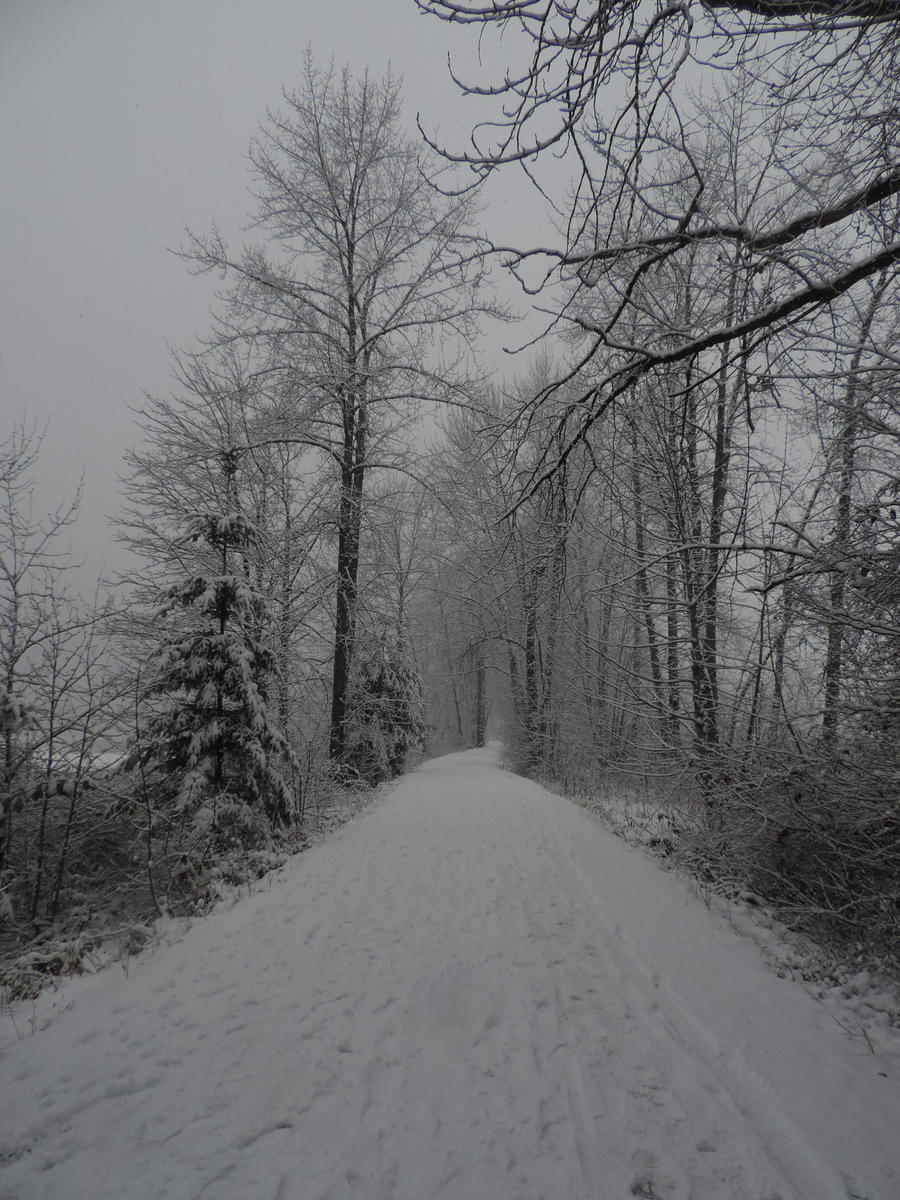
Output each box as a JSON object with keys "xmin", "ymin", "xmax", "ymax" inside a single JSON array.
[
  {"xmin": 417, "ymin": 0, "xmax": 900, "ymax": 967},
  {"xmin": 0, "ymin": 58, "xmax": 490, "ymax": 987},
  {"xmin": 3, "ymin": 3, "xmax": 900, "ymax": 988}
]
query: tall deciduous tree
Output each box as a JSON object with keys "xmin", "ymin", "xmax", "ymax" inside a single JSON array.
[
  {"xmin": 184, "ymin": 55, "xmax": 493, "ymax": 767},
  {"xmin": 120, "ymin": 342, "xmax": 328, "ymax": 782}
]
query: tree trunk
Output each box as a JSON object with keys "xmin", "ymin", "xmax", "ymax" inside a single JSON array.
[
  {"xmin": 330, "ymin": 459, "xmax": 364, "ymax": 761},
  {"xmin": 523, "ymin": 588, "xmax": 541, "ymax": 772},
  {"xmin": 821, "ymin": 279, "xmax": 886, "ymax": 743},
  {"xmin": 474, "ymin": 648, "xmax": 486, "ymax": 747},
  {"xmin": 329, "ymin": 307, "xmax": 369, "ymax": 762},
  {"xmin": 677, "ymin": 368, "xmax": 720, "ymax": 759},
  {"xmin": 629, "ymin": 428, "xmax": 665, "ymax": 725}
]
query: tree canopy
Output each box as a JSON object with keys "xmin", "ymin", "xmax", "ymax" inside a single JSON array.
[{"xmin": 417, "ymin": 0, "xmax": 900, "ymax": 480}]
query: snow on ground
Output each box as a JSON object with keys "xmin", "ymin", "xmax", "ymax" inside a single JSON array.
[{"xmin": 1, "ymin": 748, "xmax": 898, "ymax": 1200}]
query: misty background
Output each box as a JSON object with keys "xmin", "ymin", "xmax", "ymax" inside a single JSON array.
[{"xmin": 1, "ymin": 0, "xmax": 528, "ymax": 583}]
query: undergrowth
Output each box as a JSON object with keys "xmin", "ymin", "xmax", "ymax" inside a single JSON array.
[
  {"xmin": 0, "ymin": 777, "xmax": 380, "ymax": 1006},
  {"xmin": 535, "ymin": 757, "xmax": 900, "ymax": 1024}
]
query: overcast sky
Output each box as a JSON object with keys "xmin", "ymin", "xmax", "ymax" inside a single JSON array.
[{"xmin": 1, "ymin": 0, "xmax": 537, "ymax": 584}]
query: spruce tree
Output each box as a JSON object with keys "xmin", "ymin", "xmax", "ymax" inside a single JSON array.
[
  {"xmin": 345, "ymin": 636, "xmax": 427, "ymax": 785},
  {"xmin": 131, "ymin": 509, "xmax": 295, "ymax": 841}
]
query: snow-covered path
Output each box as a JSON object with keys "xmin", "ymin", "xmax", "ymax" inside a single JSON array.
[{"xmin": 2, "ymin": 750, "xmax": 898, "ymax": 1200}]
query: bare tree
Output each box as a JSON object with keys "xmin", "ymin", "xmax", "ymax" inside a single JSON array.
[
  {"xmin": 818, "ymin": 272, "xmax": 896, "ymax": 741},
  {"xmin": 1, "ymin": 423, "xmax": 80, "ymax": 894},
  {"xmin": 184, "ymin": 55, "xmax": 494, "ymax": 767},
  {"xmin": 0, "ymin": 424, "xmax": 125, "ymax": 936},
  {"xmin": 417, "ymin": 4, "xmax": 900, "ymax": 477},
  {"xmin": 431, "ymin": 368, "xmax": 588, "ymax": 773}
]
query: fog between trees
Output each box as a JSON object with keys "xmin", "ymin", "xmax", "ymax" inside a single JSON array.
[{"xmin": 3, "ymin": 7, "xmax": 900, "ymax": 989}]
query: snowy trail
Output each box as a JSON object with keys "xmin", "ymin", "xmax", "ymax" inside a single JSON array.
[{"xmin": 2, "ymin": 750, "xmax": 898, "ymax": 1200}]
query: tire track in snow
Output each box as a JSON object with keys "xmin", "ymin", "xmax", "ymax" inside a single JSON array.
[
  {"xmin": 480, "ymin": 780, "xmax": 792, "ymax": 1200},
  {"xmin": 528, "ymin": 782, "xmax": 892, "ymax": 1200},
  {"xmin": 292, "ymin": 764, "xmax": 793, "ymax": 1199}
]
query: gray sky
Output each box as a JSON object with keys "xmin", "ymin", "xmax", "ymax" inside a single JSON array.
[{"xmin": 1, "ymin": 0, "xmax": 535, "ymax": 583}]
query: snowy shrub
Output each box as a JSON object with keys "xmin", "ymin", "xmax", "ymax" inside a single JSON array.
[
  {"xmin": 343, "ymin": 636, "xmax": 427, "ymax": 786},
  {"xmin": 1, "ymin": 931, "xmax": 106, "ymax": 1001},
  {"xmin": 685, "ymin": 746, "xmax": 900, "ymax": 969},
  {"xmin": 0, "ymin": 688, "xmax": 33, "ymax": 738}
]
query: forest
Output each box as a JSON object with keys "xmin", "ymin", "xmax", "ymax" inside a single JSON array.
[{"xmin": 2, "ymin": 0, "xmax": 899, "ymax": 997}]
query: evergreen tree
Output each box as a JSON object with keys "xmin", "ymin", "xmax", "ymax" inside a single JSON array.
[
  {"xmin": 344, "ymin": 636, "xmax": 427, "ymax": 786},
  {"xmin": 131, "ymin": 510, "xmax": 295, "ymax": 840}
]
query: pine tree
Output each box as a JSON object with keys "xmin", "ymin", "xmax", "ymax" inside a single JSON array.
[
  {"xmin": 131, "ymin": 510, "xmax": 295, "ymax": 841},
  {"xmin": 344, "ymin": 636, "xmax": 427, "ymax": 786}
]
